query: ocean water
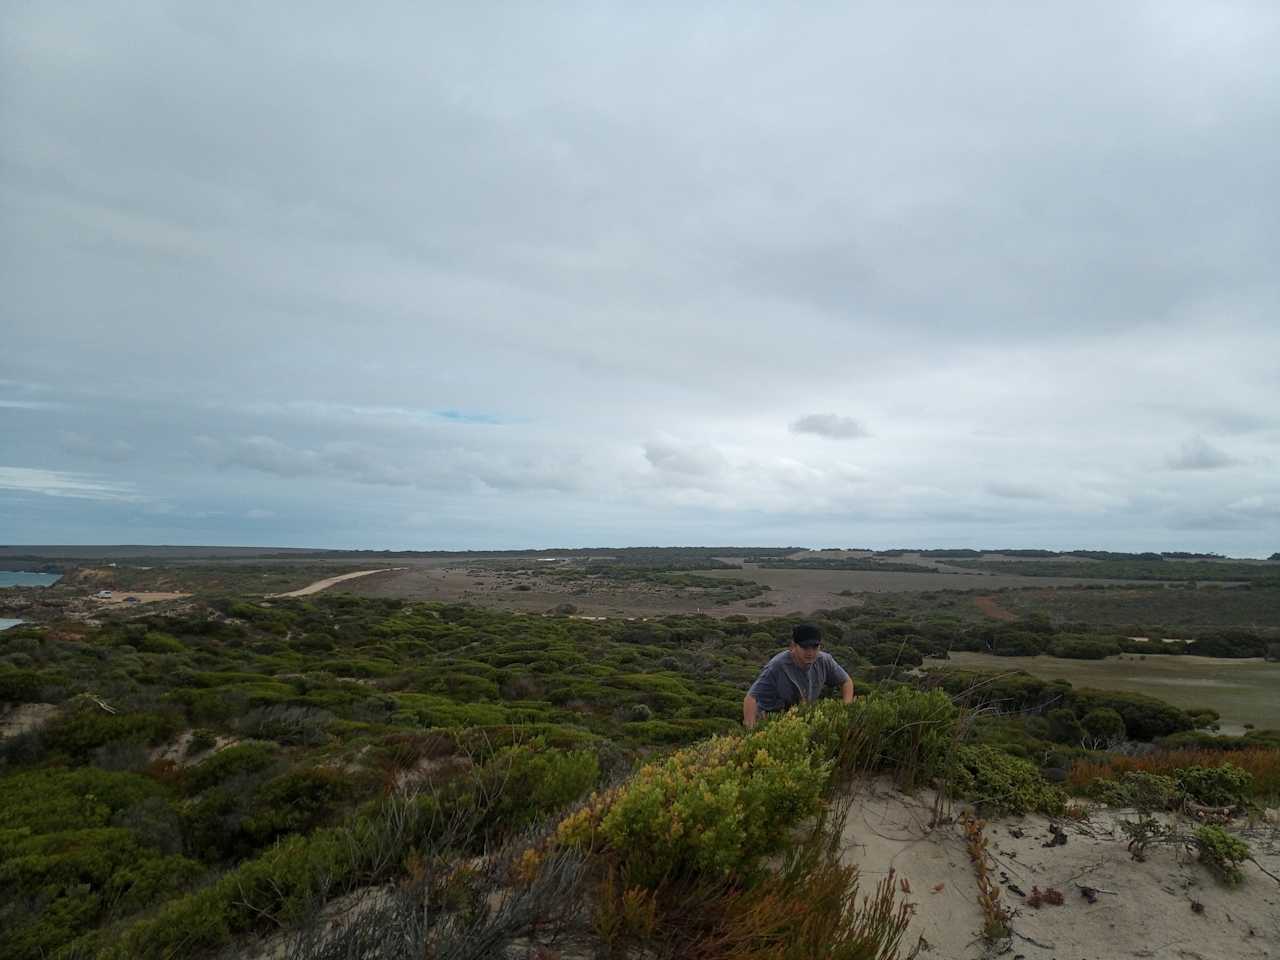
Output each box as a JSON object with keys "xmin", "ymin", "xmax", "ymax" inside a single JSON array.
[
  {"xmin": 0, "ymin": 571, "xmax": 62, "ymax": 588},
  {"xmin": 0, "ymin": 618, "xmax": 23, "ymax": 631}
]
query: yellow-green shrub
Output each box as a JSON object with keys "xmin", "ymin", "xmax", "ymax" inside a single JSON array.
[{"xmin": 592, "ymin": 712, "xmax": 831, "ymax": 886}]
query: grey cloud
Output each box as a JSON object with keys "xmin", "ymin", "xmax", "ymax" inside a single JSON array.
[
  {"xmin": 790, "ymin": 415, "xmax": 870, "ymax": 440},
  {"xmin": 986, "ymin": 482, "xmax": 1050, "ymax": 501},
  {"xmin": 1166, "ymin": 436, "xmax": 1237, "ymax": 471},
  {"xmin": 3, "ymin": 4, "xmax": 1279, "ymax": 554},
  {"xmin": 643, "ymin": 439, "xmax": 728, "ymax": 477}
]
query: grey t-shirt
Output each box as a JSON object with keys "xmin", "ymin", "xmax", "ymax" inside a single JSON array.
[{"xmin": 747, "ymin": 649, "xmax": 850, "ymax": 714}]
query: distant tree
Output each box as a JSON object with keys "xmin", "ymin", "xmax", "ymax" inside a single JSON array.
[
  {"xmin": 1266, "ymin": 643, "xmax": 1280, "ymax": 662},
  {"xmin": 1047, "ymin": 708, "xmax": 1086, "ymax": 745},
  {"xmin": 1081, "ymin": 707, "xmax": 1126, "ymax": 747},
  {"xmin": 866, "ymin": 642, "xmax": 923, "ymax": 667}
]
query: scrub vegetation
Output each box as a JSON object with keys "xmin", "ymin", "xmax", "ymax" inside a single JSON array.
[{"xmin": 2, "ymin": 583, "xmax": 1277, "ymax": 959}]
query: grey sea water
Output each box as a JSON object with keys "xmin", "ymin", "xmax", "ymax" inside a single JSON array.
[{"xmin": 0, "ymin": 618, "xmax": 23, "ymax": 631}]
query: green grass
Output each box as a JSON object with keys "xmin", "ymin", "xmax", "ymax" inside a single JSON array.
[{"xmin": 940, "ymin": 651, "xmax": 1280, "ymax": 733}]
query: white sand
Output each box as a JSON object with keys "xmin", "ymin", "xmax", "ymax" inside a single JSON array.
[{"xmin": 838, "ymin": 780, "xmax": 1280, "ymax": 959}]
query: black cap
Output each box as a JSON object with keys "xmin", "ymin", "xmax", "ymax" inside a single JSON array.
[{"xmin": 792, "ymin": 623, "xmax": 822, "ymax": 647}]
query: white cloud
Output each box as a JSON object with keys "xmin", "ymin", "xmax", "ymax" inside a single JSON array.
[{"xmin": 0, "ymin": 466, "xmax": 140, "ymax": 501}]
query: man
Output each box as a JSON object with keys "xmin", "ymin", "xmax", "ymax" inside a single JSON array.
[{"xmin": 742, "ymin": 622, "xmax": 854, "ymax": 729}]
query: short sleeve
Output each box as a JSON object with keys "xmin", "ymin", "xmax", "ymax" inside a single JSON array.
[
  {"xmin": 823, "ymin": 654, "xmax": 849, "ymax": 686},
  {"xmin": 748, "ymin": 659, "xmax": 785, "ymax": 712}
]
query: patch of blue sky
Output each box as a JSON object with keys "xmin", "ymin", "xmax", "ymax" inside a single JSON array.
[{"xmin": 435, "ymin": 409, "xmax": 503, "ymax": 425}]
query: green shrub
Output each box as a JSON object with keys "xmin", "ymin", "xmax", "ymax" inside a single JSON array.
[
  {"xmin": 0, "ymin": 768, "xmax": 167, "ymax": 834},
  {"xmin": 808, "ymin": 688, "xmax": 957, "ymax": 789},
  {"xmin": 1081, "ymin": 707, "xmax": 1126, "ymax": 745},
  {"xmin": 473, "ymin": 741, "xmax": 599, "ymax": 837},
  {"xmin": 1195, "ymin": 825, "xmax": 1250, "ymax": 884},
  {"xmin": 44, "ymin": 709, "xmax": 178, "ymax": 761},
  {"xmin": 587, "ymin": 712, "xmax": 832, "ymax": 886},
  {"xmin": 1176, "ymin": 764, "xmax": 1252, "ymax": 807},
  {"xmin": 951, "ymin": 745, "xmax": 1065, "ymax": 815},
  {"xmin": 0, "ymin": 668, "xmax": 66, "ymax": 703},
  {"xmin": 1069, "ymin": 689, "xmax": 1194, "ymax": 741},
  {"xmin": 1087, "ymin": 772, "xmax": 1180, "ymax": 810},
  {"xmin": 0, "ymin": 827, "xmax": 202, "ymax": 960},
  {"xmin": 1047, "ymin": 708, "xmax": 1085, "ymax": 745},
  {"xmin": 184, "ymin": 742, "xmax": 278, "ymax": 795},
  {"xmin": 390, "ymin": 693, "xmax": 508, "ymax": 728},
  {"xmin": 242, "ymin": 768, "xmax": 355, "ymax": 844},
  {"xmin": 139, "ymin": 632, "xmax": 185, "ymax": 654}
]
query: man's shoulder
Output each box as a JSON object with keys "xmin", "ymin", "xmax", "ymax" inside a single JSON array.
[
  {"xmin": 817, "ymin": 651, "xmax": 849, "ymax": 676},
  {"xmin": 762, "ymin": 649, "xmax": 792, "ymax": 670}
]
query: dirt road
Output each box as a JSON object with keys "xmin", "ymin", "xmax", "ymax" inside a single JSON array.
[{"xmin": 273, "ymin": 568, "xmax": 405, "ymax": 597}]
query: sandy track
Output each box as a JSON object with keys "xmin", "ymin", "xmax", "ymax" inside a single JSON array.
[{"xmin": 273, "ymin": 568, "xmax": 405, "ymax": 597}]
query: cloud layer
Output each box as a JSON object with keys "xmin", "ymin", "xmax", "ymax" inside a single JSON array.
[{"xmin": 2, "ymin": 3, "xmax": 1278, "ymax": 554}]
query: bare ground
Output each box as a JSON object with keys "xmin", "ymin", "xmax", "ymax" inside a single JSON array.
[{"xmin": 340, "ymin": 562, "xmax": 1147, "ymax": 620}]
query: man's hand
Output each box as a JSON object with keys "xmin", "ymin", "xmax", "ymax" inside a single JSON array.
[
  {"xmin": 743, "ymin": 693, "xmax": 760, "ymax": 729},
  {"xmin": 841, "ymin": 677, "xmax": 855, "ymax": 704}
]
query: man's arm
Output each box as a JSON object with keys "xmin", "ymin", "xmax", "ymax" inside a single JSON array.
[
  {"xmin": 841, "ymin": 677, "xmax": 854, "ymax": 704},
  {"xmin": 743, "ymin": 693, "xmax": 760, "ymax": 729}
]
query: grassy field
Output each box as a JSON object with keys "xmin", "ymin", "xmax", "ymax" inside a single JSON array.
[{"xmin": 940, "ymin": 651, "xmax": 1280, "ymax": 734}]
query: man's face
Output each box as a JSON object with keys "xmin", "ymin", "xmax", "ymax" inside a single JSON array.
[{"xmin": 789, "ymin": 640, "xmax": 820, "ymax": 668}]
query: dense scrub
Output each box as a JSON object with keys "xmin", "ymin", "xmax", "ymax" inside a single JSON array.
[{"xmin": 1, "ymin": 592, "xmax": 1275, "ymax": 959}]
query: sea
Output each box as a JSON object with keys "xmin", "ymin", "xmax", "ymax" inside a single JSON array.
[
  {"xmin": 0, "ymin": 618, "xmax": 23, "ymax": 631},
  {"xmin": 0, "ymin": 571, "xmax": 62, "ymax": 588}
]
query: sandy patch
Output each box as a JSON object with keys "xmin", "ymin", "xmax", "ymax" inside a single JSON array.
[
  {"xmin": 838, "ymin": 780, "xmax": 1280, "ymax": 959},
  {"xmin": 0, "ymin": 702, "xmax": 58, "ymax": 739},
  {"xmin": 150, "ymin": 731, "xmax": 241, "ymax": 766},
  {"xmin": 273, "ymin": 568, "xmax": 406, "ymax": 597},
  {"xmin": 91, "ymin": 591, "xmax": 190, "ymax": 605}
]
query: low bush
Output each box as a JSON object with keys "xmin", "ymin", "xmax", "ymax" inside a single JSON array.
[
  {"xmin": 561, "ymin": 711, "xmax": 832, "ymax": 887},
  {"xmin": 241, "ymin": 767, "xmax": 356, "ymax": 845},
  {"xmin": 0, "ymin": 767, "xmax": 168, "ymax": 834},
  {"xmin": 951, "ymin": 745, "xmax": 1065, "ymax": 815},
  {"xmin": 1175, "ymin": 764, "xmax": 1253, "ymax": 807},
  {"xmin": 0, "ymin": 668, "xmax": 67, "ymax": 703},
  {"xmin": 473, "ymin": 741, "xmax": 599, "ymax": 839},
  {"xmin": 44, "ymin": 708, "xmax": 179, "ymax": 761},
  {"xmin": 184, "ymin": 741, "xmax": 278, "ymax": 795},
  {"xmin": 809, "ymin": 688, "xmax": 958, "ymax": 789},
  {"xmin": 1195, "ymin": 825, "xmax": 1250, "ymax": 885},
  {"xmin": 1081, "ymin": 707, "xmax": 1126, "ymax": 747},
  {"xmin": 0, "ymin": 827, "xmax": 203, "ymax": 960},
  {"xmin": 1047, "ymin": 708, "xmax": 1085, "ymax": 745},
  {"xmin": 1087, "ymin": 771, "xmax": 1180, "ymax": 810}
]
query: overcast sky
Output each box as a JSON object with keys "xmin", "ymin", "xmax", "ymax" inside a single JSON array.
[{"xmin": 3, "ymin": 2, "xmax": 1278, "ymax": 554}]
